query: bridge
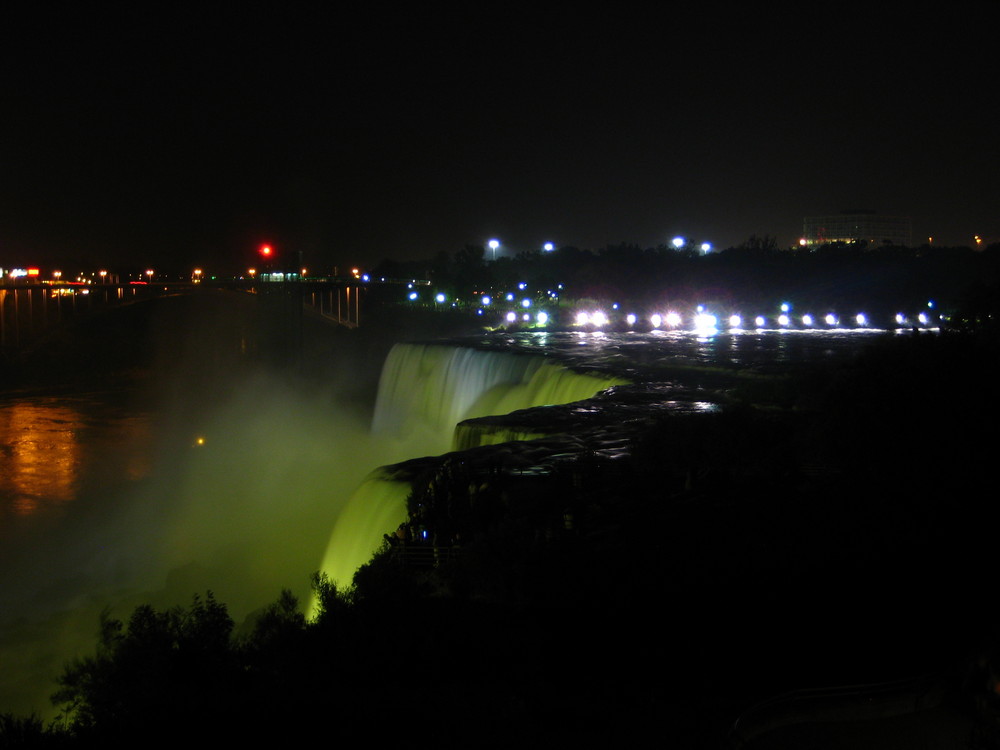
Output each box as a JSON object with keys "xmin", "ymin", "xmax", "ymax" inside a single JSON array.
[{"xmin": 0, "ymin": 276, "xmax": 430, "ymax": 351}]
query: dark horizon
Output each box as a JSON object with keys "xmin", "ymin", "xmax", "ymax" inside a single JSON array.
[{"xmin": 2, "ymin": 8, "xmax": 997, "ymax": 276}]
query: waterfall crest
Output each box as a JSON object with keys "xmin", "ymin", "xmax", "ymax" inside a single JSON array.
[
  {"xmin": 372, "ymin": 343, "xmax": 627, "ymax": 456},
  {"xmin": 317, "ymin": 342, "xmax": 629, "ymax": 593}
]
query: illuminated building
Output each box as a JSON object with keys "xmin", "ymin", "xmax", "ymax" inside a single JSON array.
[{"xmin": 801, "ymin": 210, "xmax": 912, "ymax": 249}]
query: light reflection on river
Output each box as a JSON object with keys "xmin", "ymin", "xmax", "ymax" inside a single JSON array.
[{"xmin": 0, "ymin": 396, "xmax": 152, "ymax": 520}]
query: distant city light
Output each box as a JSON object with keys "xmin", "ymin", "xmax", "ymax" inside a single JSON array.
[
  {"xmin": 665, "ymin": 312, "xmax": 682, "ymax": 327},
  {"xmin": 826, "ymin": 314, "xmax": 838, "ymax": 326},
  {"xmin": 626, "ymin": 313, "xmax": 637, "ymax": 327},
  {"xmin": 543, "ymin": 242, "xmax": 554, "ymax": 252},
  {"xmin": 506, "ymin": 311, "xmax": 517, "ymax": 323},
  {"xmin": 537, "ymin": 312, "xmax": 549, "ymax": 324},
  {"xmin": 521, "ymin": 298, "xmax": 531, "ymax": 308},
  {"xmin": 435, "ymin": 293, "xmax": 446, "ymax": 303},
  {"xmin": 856, "ymin": 313, "xmax": 868, "ymax": 326},
  {"xmin": 693, "ymin": 313, "xmax": 718, "ymax": 332},
  {"xmin": 650, "ymin": 314, "xmax": 662, "ymax": 328},
  {"xmin": 801, "ymin": 314, "xmax": 813, "ymax": 327},
  {"xmin": 671, "ymin": 237, "xmax": 685, "ymax": 248},
  {"xmin": 778, "ymin": 314, "xmax": 790, "ymax": 326},
  {"xmin": 591, "ymin": 311, "xmax": 608, "ymax": 327},
  {"xmin": 755, "ymin": 316, "xmax": 766, "ymax": 327},
  {"xmin": 729, "ymin": 315, "xmax": 741, "ymax": 328},
  {"xmin": 481, "ymin": 296, "xmax": 491, "ymax": 306}
]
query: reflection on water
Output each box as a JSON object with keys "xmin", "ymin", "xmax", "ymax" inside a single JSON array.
[
  {"xmin": 0, "ymin": 395, "xmax": 152, "ymax": 521},
  {"xmin": 459, "ymin": 328, "xmax": 900, "ymax": 379},
  {"xmin": 0, "ymin": 403, "xmax": 80, "ymax": 514}
]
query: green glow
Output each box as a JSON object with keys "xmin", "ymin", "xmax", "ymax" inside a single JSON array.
[{"xmin": 312, "ymin": 471, "xmax": 411, "ymax": 616}]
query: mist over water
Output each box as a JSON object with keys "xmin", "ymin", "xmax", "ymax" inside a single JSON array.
[{"xmin": 0, "ymin": 293, "xmax": 389, "ymax": 718}]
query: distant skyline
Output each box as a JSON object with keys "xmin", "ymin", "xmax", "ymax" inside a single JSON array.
[{"xmin": 2, "ymin": 7, "xmax": 996, "ymax": 274}]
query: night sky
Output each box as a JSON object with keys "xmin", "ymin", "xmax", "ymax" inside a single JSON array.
[{"xmin": 2, "ymin": 7, "xmax": 996, "ymax": 275}]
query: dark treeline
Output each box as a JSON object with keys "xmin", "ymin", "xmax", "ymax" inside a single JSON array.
[{"xmin": 374, "ymin": 239, "xmax": 1000, "ymax": 321}]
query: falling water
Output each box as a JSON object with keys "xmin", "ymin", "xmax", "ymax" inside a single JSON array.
[{"xmin": 317, "ymin": 342, "xmax": 629, "ymax": 589}]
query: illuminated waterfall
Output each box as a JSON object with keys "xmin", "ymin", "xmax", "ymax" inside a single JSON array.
[
  {"xmin": 317, "ymin": 343, "xmax": 629, "ymax": 594},
  {"xmin": 452, "ymin": 424, "xmax": 546, "ymax": 452},
  {"xmin": 317, "ymin": 469, "xmax": 412, "ymax": 590}
]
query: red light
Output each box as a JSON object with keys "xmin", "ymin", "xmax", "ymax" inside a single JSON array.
[{"xmin": 260, "ymin": 244, "xmax": 273, "ymax": 257}]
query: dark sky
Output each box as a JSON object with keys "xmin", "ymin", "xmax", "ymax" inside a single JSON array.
[{"xmin": 1, "ymin": 7, "xmax": 996, "ymax": 275}]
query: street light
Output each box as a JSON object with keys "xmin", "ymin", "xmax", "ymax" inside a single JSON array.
[
  {"xmin": 488, "ymin": 239, "xmax": 500, "ymax": 260},
  {"xmin": 543, "ymin": 242, "xmax": 554, "ymax": 252}
]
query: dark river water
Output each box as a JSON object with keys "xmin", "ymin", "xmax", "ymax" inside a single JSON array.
[{"xmin": 0, "ymin": 326, "xmax": 915, "ymax": 717}]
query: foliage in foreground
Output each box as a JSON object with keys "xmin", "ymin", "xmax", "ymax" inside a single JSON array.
[{"xmin": 31, "ymin": 575, "xmax": 350, "ymax": 745}]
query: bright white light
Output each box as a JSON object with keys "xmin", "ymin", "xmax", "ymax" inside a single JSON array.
[
  {"xmin": 481, "ymin": 296, "xmax": 491, "ymax": 305},
  {"xmin": 672, "ymin": 236, "xmax": 685, "ymax": 248},
  {"xmin": 543, "ymin": 242, "xmax": 554, "ymax": 252},
  {"xmin": 918, "ymin": 312, "xmax": 929, "ymax": 325},
  {"xmin": 856, "ymin": 313, "xmax": 867, "ymax": 326},
  {"xmin": 591, "ymin": 311, "xmax": 608, "ymax": 327},
  {"xmin": 729, "ymin": 315, "xmax": 741, "ymax": 328},
  {"xmin": 522, "ymin": 313, "xmax": 530, "ymax": 321},
  {"xmin": 778, "ymin": 314, "xmax": 790, "ymax": 326},
  {"xmin": 755, "ymin": 316, "xmax": 766, "ymax": 328},
  {"xmin": 801, "ymin": 314, "xmax": 813, "ymax": 327},
  {"xmin": 537, "ymin": 311, "xmax": 548, "ymax": 324},
  {"xmin": 693, "ymin": 313, "xmax": 718, "ymax": 332},
  {"xmin": 626, "ymin": 313, "xmax": 637, "ymax": 326},
  {"xmin": 435, "ymin": 293, "xmax": 446, "ymax": 303},
  {"xmin": 506, "ymin": 311, "xmax": 517, "ymax": 322},
  {"xmin": 518, "ymin": 282, "xmax": 527, "ymax": 290},
  {"xmin": 408, "ymin": 292, "xmax": 418, "ymax": 300},
  {"xmin": 488, "ymin": 239, "xmax": 500, "ymax": 250},
  {"xmin": 521, "ymin": 298, "xmax": 531, "ymax": 308},
  {"xmin": 665, "ymin": 312, "xmax": 682, "ymax": 327},
  {"xmin": 700, "ymin": 243, "xmax": 712, "ymax": 253},
  {"xmin": 650, "ymin": 314, "xmax": 662, "ymax": 328},
  {"xmin": 825, "ymin": 314, "xmax": 838, "ymax": 326},
  {"xmin": 780, "ymin": 302, "xmax": 790, "ymax": 312},
  {"xmin": 576, "ymin": 312, "xmax": 590, "ymax": 326},
  {"xmin": 895, "ymin": 313, "xmax": 906, "ymax": 325}
]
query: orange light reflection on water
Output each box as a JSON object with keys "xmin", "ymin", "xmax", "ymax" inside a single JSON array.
[
  {"xmin": 0, "ymin": 400, "xmax": 152, "ymax": 518},
  {"xmin": 0, "ymin": 403, "xmax": 81, "ymax": 515}
]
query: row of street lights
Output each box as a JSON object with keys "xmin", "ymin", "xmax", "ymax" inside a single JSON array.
[{"xmin": 485, "ymin": 237, "xmax": 711, "ymax": 259}]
